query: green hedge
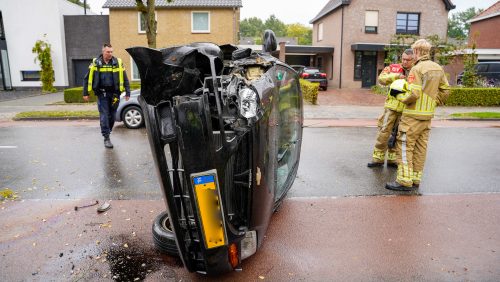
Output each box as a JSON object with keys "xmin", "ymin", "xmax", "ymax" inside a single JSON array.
[
  {"xmin": 300, "ymin": 79, "xmax": 319, "ymax": 105},
  {"xmin": 64, "ymin": 82, "xmax": 141, "ymax": 103},
  {"xmin": 446, "ymin": 88, "xmax": 500, "ymax": 106}
]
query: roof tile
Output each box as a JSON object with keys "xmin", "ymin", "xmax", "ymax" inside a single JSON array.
[{"xmin": 103, "ymin": 0, "xmax": 242, "ymax": 8}]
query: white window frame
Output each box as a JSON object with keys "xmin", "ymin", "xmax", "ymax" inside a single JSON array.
[
  {"xmin": 130, "ymin": 57, "xmax": 140, "ymax": 81},
  {"xmin": 318, "ymin": 23, "xmax": 324, "ymax": 41},
  {"xmin": 191, "ymin": 11, "xmax": 210, "ymax": 33},
  {"xmin": 365, "ymin": 10, "xmax": 379, "ymax": 33},
  {"xmin": 138, "ymin": 11, "xmax": 157, "ymax": 34}
]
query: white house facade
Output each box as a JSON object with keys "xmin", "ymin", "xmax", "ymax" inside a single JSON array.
[{"xmin": 0, "ymin": 0, "xmax": 91, "ymax": 90}]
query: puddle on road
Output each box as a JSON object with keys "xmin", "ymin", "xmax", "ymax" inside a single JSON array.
[{"xmin": 106, "ymin": 234, "xmax": 183, "ymax": 281}]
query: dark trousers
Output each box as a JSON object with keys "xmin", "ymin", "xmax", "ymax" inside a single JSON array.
[{"xmin": 97, "ymin": 93, "xmax": 117, "ymax": 138}]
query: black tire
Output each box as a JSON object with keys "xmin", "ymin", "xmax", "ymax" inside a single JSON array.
[
  {"xmin": 152, "ymin": 211, "xmax": 179, "ymax": 256},
  {"xmin": 322, "ymin": 86, "xmax": 328, "ymax": 91},
  {"xmin": 122, "ymin": 105, "xmax": 144, "ymax": 129}
]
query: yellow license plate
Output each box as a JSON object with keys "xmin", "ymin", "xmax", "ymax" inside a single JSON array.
[{"xmin": 192, "ymin": 172, "xmax": 226, "ymax": 249}]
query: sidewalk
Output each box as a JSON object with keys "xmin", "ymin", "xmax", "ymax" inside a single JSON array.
[
  {"xmin": 0, "ymin": 88, "xmax": 499, "ymax": 124},
  {"xmin": 0, "ymin": 91, "xmax": 95, "ymax": 120},
  {"xmin": 305, "ymin": 88, "xmax": 500, "ymax": 120}
]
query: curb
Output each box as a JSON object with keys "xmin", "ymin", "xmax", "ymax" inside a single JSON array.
[{"xmin": 13, "ymin": 117, "xmax": 99, "ymax": 121}]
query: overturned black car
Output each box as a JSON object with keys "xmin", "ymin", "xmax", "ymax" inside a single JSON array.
[{"xmin": 127, "ymin": 31, "xmax": 303, "ymax": 275}]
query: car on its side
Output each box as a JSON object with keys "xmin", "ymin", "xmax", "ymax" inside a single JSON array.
[
  {"xmin": 115, "ymin": 89, "xmax": 145, "ymax": 129},
  {"xmin": 126, "ymin": 31, "xmax": 303, "ymax": 275},
  {"xmin": 457, "ymin": 61, "xmax": 500, "ymax": 86},
  {"xmin": 298, "ymin": 67, "xmax": 328, "ymax": 90}
]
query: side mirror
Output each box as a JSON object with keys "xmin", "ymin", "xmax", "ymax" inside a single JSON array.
[{"xmin": 262, "ymin": 29, "xmax": 277, "ymax": 53}]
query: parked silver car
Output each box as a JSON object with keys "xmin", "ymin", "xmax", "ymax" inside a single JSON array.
[{"xmin": 115, "ymin": 89, "xmax": 144, "ymax": 129}]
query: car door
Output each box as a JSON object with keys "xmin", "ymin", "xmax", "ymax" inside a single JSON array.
[{"xmin": 274, "ymin": 66, "xmax": 303, "ymax": 202}]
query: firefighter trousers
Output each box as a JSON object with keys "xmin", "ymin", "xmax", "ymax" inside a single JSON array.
[
  {"xmin": 372, "ymin": 108, "xmax": 401, "ymax": 163},
  {"xmin": 395, "ymin": 115, "xmax": 431, "ymax": 187}
]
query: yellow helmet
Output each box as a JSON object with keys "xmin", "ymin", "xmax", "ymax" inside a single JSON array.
[{"xmin": 389, "ymin": 79, "xmax": 408, "ymax": 96}]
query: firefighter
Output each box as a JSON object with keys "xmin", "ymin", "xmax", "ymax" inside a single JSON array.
[
  {"xmin": 367, "ymin": 49, "xmax": 414, "ymax": 168},
  {"xmin": 386, "ymin": 39, "xmax": 450, "ymax": 191},
  {"xmin": 83, "ymin": 43, "xmax": 130, "ymax": 149}
]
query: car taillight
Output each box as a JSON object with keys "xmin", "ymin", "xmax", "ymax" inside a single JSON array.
[
  {"xmin": 320, "ymin": 73, "xmax": 327, "ymax": 78},
  {"xmin": 228, "ymin": 243, "xmax": 239, "ymax": 269},
  {"xmin": 301, "ymin": 73, "xmax": 309, "ymax": 78}
]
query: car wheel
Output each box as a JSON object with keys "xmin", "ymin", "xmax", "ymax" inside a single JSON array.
[
  {"xmin": 152, "ymin": 211, "xmax": 179, "ymax": 256},
  {"xmin": 322, "ymin": 86, "xmax": 327, "ymax": 91},
  {"xmin": 122, "ymin": 105, "xmax": 144, "ymax": 129}
]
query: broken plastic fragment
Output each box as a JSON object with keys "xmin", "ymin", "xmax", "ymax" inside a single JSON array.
[{"xmin": 97, "ymin": 202, "xmax": 111, "ymax": 213}]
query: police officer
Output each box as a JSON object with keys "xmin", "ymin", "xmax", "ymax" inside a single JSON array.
[
  {"xmin": 368, "ymin": 49, "xmax": 414, "ymax": 168},
  {"xmin": 83, "ymin": 43, "xmax": 130, "ymax": 149},
  {"xmin": 386, "ymin": 39, "xmax": 450, "ymax": 191}
]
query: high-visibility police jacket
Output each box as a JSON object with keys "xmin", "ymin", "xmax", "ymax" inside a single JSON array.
[
  {"xmin": 82, "ymin": 56, "xmax": 130, "ymax": 97},
  {"xmin": 396, "ymin": 55, "xmax": 450, "ymax": 120},
  {"xmin": 378, "ymin": 64, "xmax": 410, "ymax": 113}
]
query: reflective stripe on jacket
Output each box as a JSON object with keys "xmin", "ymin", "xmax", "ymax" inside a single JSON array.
[
  {"xmin": 379, "ymin": 65, "xmax": 407, "ymax": 112},
  {"xmin": 83, "ymin": 56, "xmax": 129, "ymax": 96},
  {"xmin": 397, "ymin": 56, "xmax": 450, "ymax": 120}
]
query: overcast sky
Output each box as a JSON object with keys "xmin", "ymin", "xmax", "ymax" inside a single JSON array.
[{"xmin": 86, "ymin": 0, "xmax": 498, "ymax": 25}]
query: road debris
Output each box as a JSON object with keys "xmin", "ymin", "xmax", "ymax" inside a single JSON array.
[
  {"xmin": 97, "ymin": 201, "xmax": 111, "ymax": 213},
  {"xmin": 74, "ymin": 200, "xmax": 99, "ymax": 211}
]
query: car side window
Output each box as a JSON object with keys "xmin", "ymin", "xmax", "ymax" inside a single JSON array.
[
  {"xmin": 476, "ymin": 64, "xmax": 488, "ymax": 73},
  {"xmin": 275, "ymin": 67, "xmax": 301, "ymax": 200}
]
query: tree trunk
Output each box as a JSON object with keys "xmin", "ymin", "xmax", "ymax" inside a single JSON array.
[
  {"xmin": 135, "ymin": 0, "xmax": 157, "ymax": 48},
  {"xmin": 146, "ymin": 0, "xmax": 157, "ymax": 48}
]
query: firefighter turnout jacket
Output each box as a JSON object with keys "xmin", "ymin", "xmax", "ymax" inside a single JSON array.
[
  {"xmin": 396, "ymin": 55, "xmax": 450, "ymax": 120},
  {"xmin": 83, "ymin": 55, "xmax": 130, "ymax": 97},
  {"xmin": 378, "ymin": 64, "xmax": 409, "ymax": 113}
]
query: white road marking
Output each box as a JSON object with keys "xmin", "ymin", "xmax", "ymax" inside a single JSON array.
[{"xmin": 0, "ymin": 146, "xmax": 17, "ymax": 149}]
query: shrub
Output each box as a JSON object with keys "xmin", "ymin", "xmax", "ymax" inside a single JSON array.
[
  {"xmin": 446, "ymin": 88, "xmax": 500, "ymax": 106},
  {"xmin": 64, "ymin": 82, "xmax": 141, "ymax": 103},
  {"xmin": 371, "ymin": 84, "xmax": 388, "ymax": 95},
  {"xmin": 300, "ymin": 79, "xmax": 319, "ymax": 105}
]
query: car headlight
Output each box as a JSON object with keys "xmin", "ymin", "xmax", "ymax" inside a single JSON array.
[{"xmin": 239, "ymin": 87, "xmax": 259, "ymax": 119}]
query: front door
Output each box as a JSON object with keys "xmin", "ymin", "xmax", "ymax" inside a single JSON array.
[
  {"xmin": 361, "ymin": 53, "xmax": 377, "ymax": 88},
  {"xmin": 73, "ymin": 59, "xmax": 92, "ymax": 87}
]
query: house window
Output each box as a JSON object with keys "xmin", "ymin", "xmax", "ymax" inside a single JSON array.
[
  {"xmin": 365, "ymin": 11, "xmax": 378, "ymax": 33},
  {"xmin": 192, "ymin": 12, "xmax": 210, "ymax": 33},
  {"xmin": 21, "ymin": 71, "xmax": 41, "ymax": 81},
  {"xmin": 354, "ymin": 51, "xmax": 362, "ymax": 80},
  {"xmin": 396, "ymin": 12, "xmax": 420, "ymax": 35},
  {"xmin": 138, "ymin": 12, "xmax": 157, "ymax": 34},
  {"xmin": 318, "ymin": 23, "xmax": 324, "ymax": 41},
  {"xmin": 131, "ymin": 58, "xmax": 140, "ymax": 81}
]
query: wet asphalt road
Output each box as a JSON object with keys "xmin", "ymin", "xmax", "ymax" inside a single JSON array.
[
  {"xmin": 1, "ymin": 121, "xmax": 499, "ymax": 281},
  {"xmin": 1, "ymin": 123, "xmax": 500, "ymax": 199}
]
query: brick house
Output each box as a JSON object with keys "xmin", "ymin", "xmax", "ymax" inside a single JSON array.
[
  {"xmin": 103, "ymin": 0, "xmax": 241, "ymax": 82},
  {"xmin": 310, "ymin": 0, "xmax": 455, "ymax": 88},
  {"xmin": 444, "ymin": 1, "xmax": 500, "ymax": 85},
  {"xmin": 468, "ymin": 1, "xmax": 500, "ymax": 49}
]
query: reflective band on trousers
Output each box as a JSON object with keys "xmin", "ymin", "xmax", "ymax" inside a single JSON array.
[
  {"xmin": 413, "ymin": 171, "xmax": 423, "ymax": 182},
  {"xmin": 397, "ymin": 132, "xmax": 413, "ymax": 185},
  {"xmin": 373, "ymin": 149, "xmax": 385, "ymax": 161},
  {"xmin": 387, "ymin": 151, "xmax": 396, "ymax": 161}
]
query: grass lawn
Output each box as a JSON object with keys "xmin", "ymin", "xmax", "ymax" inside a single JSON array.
[
  {"xmin": 450, "ymin": 112, "xmax": 500, "ymax": 119},
  {"xmin": 14, "ymin": 110, "xmax": 99, "ymax": 120}
]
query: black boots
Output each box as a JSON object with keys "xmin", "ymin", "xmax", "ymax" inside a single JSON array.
[
  {"xmin": 385, "ymin": 181, "xmax": 416, "ymax": 191},
  {"xmin": 104, "ymin": 136, "xmax": 114, "ymax": 149},
  {"xmin": 367, "ymin": 162, "xmax": 384, "ymax": 168}
]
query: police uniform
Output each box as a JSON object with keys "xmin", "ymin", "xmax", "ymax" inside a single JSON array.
[
  {"xmin": 83, "ymin": 56, "xmax": 130, "ymax": 147},
  {"xmin": 368, "ymin": 64, "xmax": 409, "ymax": 167},
  {"xmin": 386, "ymin": 55, "xmax": 450, "ymax": 190}
]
